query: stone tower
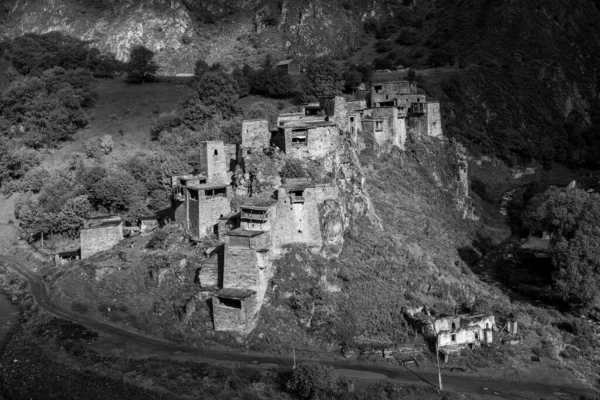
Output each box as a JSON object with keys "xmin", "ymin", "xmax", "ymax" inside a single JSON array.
[{"xmin": 200, "ymin": 141, "xmax": 226, "ymax": 184}]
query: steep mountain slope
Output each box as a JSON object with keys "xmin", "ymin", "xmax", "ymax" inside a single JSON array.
[
  {"xmin": 428, "ymin": 0, "xmax": 600, "ymax": 166},
  {"xmin": 0, "ymin": 0, "xmax": 405, "ymax": 74}
]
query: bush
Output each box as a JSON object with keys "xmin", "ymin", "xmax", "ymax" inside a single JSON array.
[
  {"xmin": 84, "ymin": 135, "xmax": 113, "ymax": 158},
  {"xmin": 396, "ymin": 29, "xmax": 419, "ymax": 46},
  {"xmin": 280, "ymin": 159, "xmax": 308, "ymax": 179},
  {"xmin": 71, "ymin": 302, "xmax": 89, "ymax": 314},
  {"xmin": 375, "ymin": 40, "xmax": 394, "ymax": 53},
  {"xmin": 285, "ymin": 363, "xmax": 343, "ymax": 400}
]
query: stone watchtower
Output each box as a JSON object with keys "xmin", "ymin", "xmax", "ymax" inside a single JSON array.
[{"xmin": 200, "ymin": 141, "xmax": 227, "ymax": 184}]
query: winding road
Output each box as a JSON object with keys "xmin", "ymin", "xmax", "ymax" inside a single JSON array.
[{"xmin": 2, "ymin": 255, "xmax": 597, "ymax": 399}]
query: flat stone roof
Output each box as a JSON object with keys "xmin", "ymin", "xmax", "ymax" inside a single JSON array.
[
  {"xmin": 227, "ymin": 228, "xmax": 266, "ymax": 238},
  {"xmin": 83, "ymin": 215, "xmax": 121, "ymax": 229},
  {"xmin": 217, "ymin": 288, "xmax": 256, "ymax": 300},
  {"xmin": 187, "ymin": 183, "xmax": 229, "ymax": 190},
  {"xmin": 240, "ymin": 204, "xmax": 272, "ymax": 211},
  {"xmin": 219, "ymin": 211, "xmax": 240, "ymax": 220},
  {"xmin": 281, "ymin": 179, "xmax": 315, "ymax": 190}
]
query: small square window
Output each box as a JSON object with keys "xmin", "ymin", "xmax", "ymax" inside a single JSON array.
[{"xmin": 451, "ymin": 334, "xmax": 456, "ymax": 342}]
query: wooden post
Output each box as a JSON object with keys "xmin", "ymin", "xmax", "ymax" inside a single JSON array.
[{"xmin": 293, "ymin": 347, "xmax": 296, "ymax": 369}]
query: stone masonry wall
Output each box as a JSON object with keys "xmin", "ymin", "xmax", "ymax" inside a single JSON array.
[
  {"xmin": 426, "ymin": 102, "xmax": 443, "ymax": 137},
  {"xmin": 195, "ymin": 197, "xmax": 232, "ymax": 238},
  {"xmin": 80, "ymin": 224, "xmax": 123, "ymax": 259},
  {"xmin": 321, "ymin": 96, "xmax": 349, "ymax": 132},
  {"xmin": 272, "ymin": 185, "xmax": 339, "ymax": 255},
  {"xmin": 285, "ymin": 126, "xmax": 341, "ymax": 159},
  {"xmin": 200, "ymin": 141, "xmax": 227, "ymax": 184},
  {"xmin": 371, "ymin": 107, "xmax": 406, "ymax": 150},
  {"xmin": 242, "ymin": 119, "xmax": 270, "ymax": 149}
]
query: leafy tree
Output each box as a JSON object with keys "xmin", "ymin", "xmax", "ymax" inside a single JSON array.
[
  {"xmin": 285, "ymin": 363, "xmax": 343, "ymax": 400},
  {"xmin": 187, "ymin": 71, "xmax": 241, "ymax": 120},
  {"xmin": 88, "ymin": 169, "xmax": 147, "ymax": 213},
  {"xmin": 300, "ymin": 58, "xmax": 344, "ymax": 103},
  {"xmin": 245, "ymin": 102, "xmax": 279, "ymax": 125},
  {"xmin": 342, "ymin": 70, "xmax": 362, "ymax": 93},
  {"xmin": 522, "ymin": 187, "xmax": 600, "ymax": 307},
  {"xmin": 126, "ymin": 45, "xmax": 159, "ymax": 84}
]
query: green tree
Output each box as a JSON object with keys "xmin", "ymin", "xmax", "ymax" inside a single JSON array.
[
  {"xmin": 126, "ymin": 45, "xmax": 159, "ymax": 84},
  {"xmin": 301, "ymin": 58, "xmax": 344, "ymax": 103},
  {"xmin": 187, "ymin": 71, "xmax": 241, "ymax": 120},
  {"xmin": 286, "ymin": 363, "xmax": 343, "ymax": 400},
  {"xmin": 522, "ymin": 187, "xmax": 600, "ymax": 307}
]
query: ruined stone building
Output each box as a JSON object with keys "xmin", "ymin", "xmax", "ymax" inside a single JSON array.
[
  {"xmin": 169, "ymin": 140, "xmax": 237, "ymax": 238},
  {"xmin": 80, "ymin": 215, "xmax": 123, "ymax": 259},
  {"xmin": 433, "ymin": 315, "xmax": 496, "ymax": 353},
  {"xmin": 275, "ymin": 59, "xmax": 302, "ymax": 75},
  {"xmin": 213, "ymin": 202, "xmax": 276, "ymax": 332},
  {"xmin": 273, "ymin": 120, "xmax": 340, "ymax": 159},
  {"xmin": 171, "ymin": 174, "xmax": 232, "ymax": 239},
  {"xmin": 272, "ymin": 179, "xmax": 339, "ymax": 254}
]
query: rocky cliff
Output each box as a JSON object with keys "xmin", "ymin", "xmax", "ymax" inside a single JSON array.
[{"xmin": 0, "ymin": 0, "xmax": 403, "ymax": 74}]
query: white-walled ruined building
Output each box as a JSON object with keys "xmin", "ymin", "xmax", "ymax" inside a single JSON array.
[
  {"xmin": 434, "ymin": 315, "xmax": 496, "ymax": 351},
  {"xmin": 273, "ymin": 121, "xmax": 340, "ymax": 159}
]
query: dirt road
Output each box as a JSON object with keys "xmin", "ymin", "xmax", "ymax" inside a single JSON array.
[{"xmin": 2, "ymin": 255, "xmax": 597, "ymax": 400}]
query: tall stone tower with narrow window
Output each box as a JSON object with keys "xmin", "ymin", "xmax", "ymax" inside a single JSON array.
[{"xmin": 200, "ymin": 141, "xmax": 226, "ymax": 184}]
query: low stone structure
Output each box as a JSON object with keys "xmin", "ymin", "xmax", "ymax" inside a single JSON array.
[
  {"xmin": 138, "ymin": 216, "xmax": 158, "ymax": 233},
  {"xmin": 275, "ymin": 59, "xmax": 302, "ymax": 75},
  {"xmin": 54, "ymin": 249, "xmax": 80, "ymax": 265},
  {"xmin": 80, "ymin": 215, "xmax": 123, "ymax": 259}
]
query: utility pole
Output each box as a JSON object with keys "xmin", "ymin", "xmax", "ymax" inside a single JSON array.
[
  {"xmin": 434, "ymin": 329, "xmax": 443, "ymax": 391},
  {"xmin": 293, "ymin": 347, "xmax": 296, "ymax": 369}
]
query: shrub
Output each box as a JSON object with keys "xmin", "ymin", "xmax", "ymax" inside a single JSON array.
[
  {"xmin": 280, "ymin": 159, "xmax": 308, "ymax": 179},
  {"xmin": 71, "ymin": 301, "xmax": 89, "ymax": 314},
  {"xmin": 396, "ymin": 29, "xmax": 419, "ymax": 46},
  {"xmin": 285, "ymin": 363, "xmax": 342, "ymax": 400},
  {"xmin": 84, "ymin": 135, "xmax": 113, "ymax": 158},
  {"xmin": 375, "ymin": 40, "xmax": 394, "ymax": 53}
]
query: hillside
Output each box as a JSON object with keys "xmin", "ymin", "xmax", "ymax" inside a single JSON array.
[{"xmin": 0, "ymin": 0, "xmax": 405, "ymax": 74}]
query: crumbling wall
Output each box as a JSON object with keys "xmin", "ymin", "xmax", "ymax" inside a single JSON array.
[
  {"xmin": 321, "ymin": 96, "xmax": 348, "ymax": 132},
  {"xmin": 213, "ymin": 299, "xmax": 249, "ymax": 331},
  {"xmin": 195, "ymin": 197, "xmax": 231, "ymax": 238},
  {"xmin": 242, "ymin": 119, "xmax": 270, "ymax": 149},
  {"xmin": 223, "ymin": 232, "xmax": 271, "ymax": 290},
  {"xmin": 80, "ymin": 224, "xmax": 123, "ymax": 259},
  {"xmin": 438, "ymin": 327, "xmax": 479, "ymax": 347},
  {"xmin": 426, "ymin": 102, "xmax": 443, "ymax": 137},
  {"xmin": 172, "ymin": 197, "xmax": 187, "ymax": 227},
  {"xmin": 272, "ymin": 185, "xmax": 339, "ymax": 254},
  {"xmin": 280, "ymin": 125, "xmax": 341, "ymax": 159},
  {"xmin": 406, "ymin": 115, "xmax": 428, "ymax": 139},
  {"xmin": 318, "ymin": 199, "xmax": 345, "ymax": 258}
]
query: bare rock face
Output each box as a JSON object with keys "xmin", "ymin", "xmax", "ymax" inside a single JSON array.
[
  {"xmin": 318, "ymin": 199, "xmax": 345, "ymax": 258},
  {"xmin": 0, "ymin": 0, "xmax": 403, "ymax": 73}
]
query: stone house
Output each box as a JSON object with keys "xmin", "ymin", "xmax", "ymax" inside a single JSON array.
[
  {"xmin": 272, "ymin": 120, "xmax": 340, "ymax": 159},
  {"xmin": 371, "ymin": 80, "xmax": 416, "ymax": 107},
  {"xmin": 80, "ymin": 215, "xmax": 123, "ymax": 259},
  {"xmin": 275, "ymin": 59, "xmax": 302, "ymax": 75},
  {"xmin": 55, "ymin": 249, "xmax": 80, "ymax": 265},
  {"xmin": 213, "ymin": 202, "xmax": 276, "ymax": 333},
  {"xmin": 217, "ymin": 212, "xmax": 241, "ymax": 241},
  {"xmin": 172, "ymin": 181, "xmax": 232, "ymax": 239}
]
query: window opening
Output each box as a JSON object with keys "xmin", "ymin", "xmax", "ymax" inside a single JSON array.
[
  {"xmin": 214, "ymin": 149, "xmax": 218, "ymax": 156},
  {"xmin": 451, "ymin": 322, "xmax": 456, "ymax": 331},
  {"xmin": 218, "ymin": 297, "xmax": 242, "ymax": 309},
  {"xmin": 451, "ymin": 334, "xmax": 456, "ymax": 342},
  {"xmin": 190, "ymin": 190, "xmax": 199, "ymax": 200},
  {"xmin": 375, "ymin": 121, "xmax": 383, "ymax": 132}
]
